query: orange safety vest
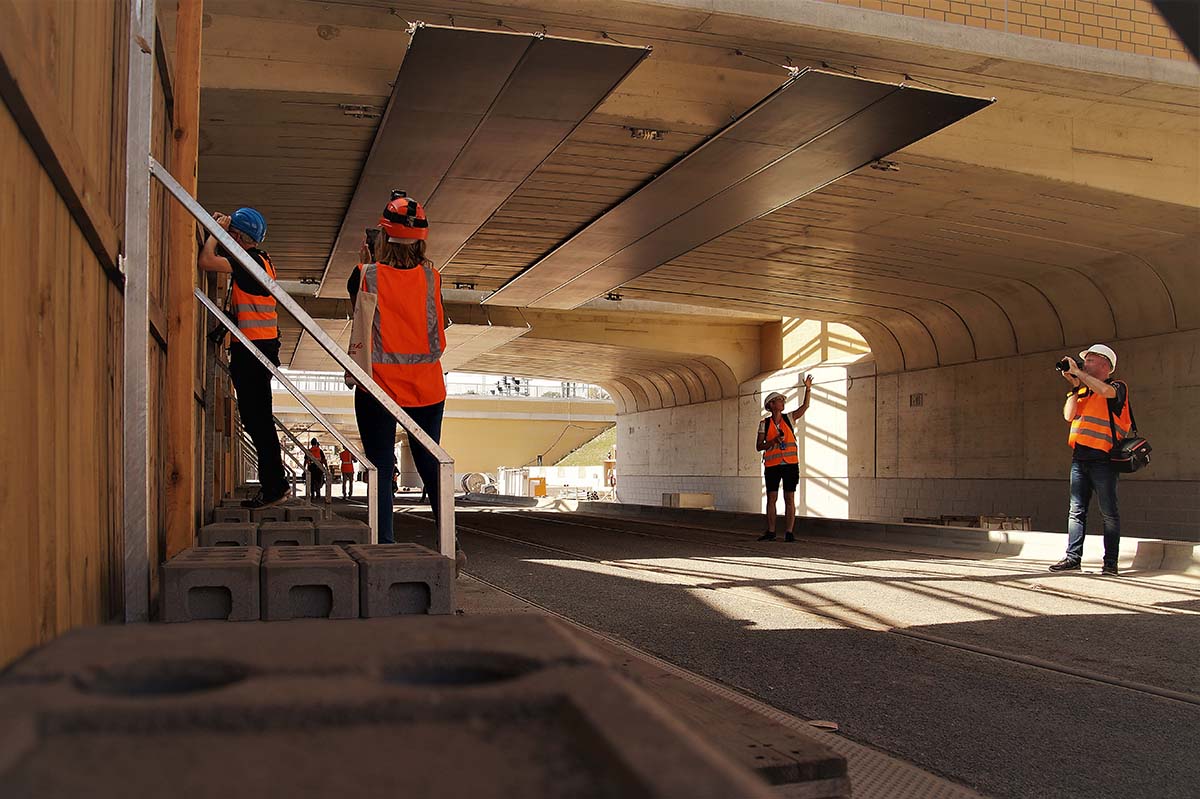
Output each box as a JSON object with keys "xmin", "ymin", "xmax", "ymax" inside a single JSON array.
[
  {"xmin": 359, "ymin": 261, "xmax": 447, "ymax": 407},
  {"xmin": 339, "ymin": 450, "xmax": 354, "ymax": 474},
  {"xmin": 1068, "ymin": 381, "xmax": 1131, "ymax": 452},
  {"xmin": 309, "ymin": 445, "xmax": 325, "ymax": 464},
  {"xmin": 761, "ymin": 414, "xmax": 799, "ymax": 468},
  {"xmin": 231, "ymin": 252, "xmax": 278, "ymax": 341}
]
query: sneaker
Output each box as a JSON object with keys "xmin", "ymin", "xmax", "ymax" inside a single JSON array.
[
  {"xmin": 242, "ymin": 487, "xmax": 292, "ymax": 509},
  {"xmin": 784, "ymin": 533, "xmax": 796, "ymax": 543},
  {"xmin": 1048, "ymin": 558, "xmax": 1081, "ymax": 572},
  {"xmin": 1101, "ymin": 563, "xmax": 1120, "ymax": 576},
  {"xmin": 756, "ymin": 532, "xmax": 776, "ymax": 542}
]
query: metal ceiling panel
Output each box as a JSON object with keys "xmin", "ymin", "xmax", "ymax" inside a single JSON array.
[
  {"xmin": 484, "ymin": 70, "xmax": 992, "ymax": 310},
  {"xmin": 318, "ymin": 25, "xmax": 648, "ymax": 298}
]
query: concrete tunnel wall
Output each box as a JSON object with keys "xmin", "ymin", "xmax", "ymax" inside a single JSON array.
[{"xmin": 615, "ymin": 327, "xmax": 1200, "ymax": 540}]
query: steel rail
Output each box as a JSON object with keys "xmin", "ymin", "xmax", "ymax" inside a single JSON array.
[
  {"xmin": 195, "ymin": 289, "xmax": 380, "ymax": 542},
  {"xmin": 152, "ymin": 158, "xmax": 454, "ymax": 556}
]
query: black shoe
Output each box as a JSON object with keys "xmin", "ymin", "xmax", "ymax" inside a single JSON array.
[
  {"xmin": 757, "ymin": 532, "xmax": 776, "ymax": 542},
  {"xmin": 1101, "ymin": 563, "xmax": 1120, "ymax": 576},
  {"xmin": 784, "ymin": 533, "xmax": 796, "ymax": 543},
  {"xmin": 1048, "ymin": 558, "xmax": 1081, "ymax": 572}
]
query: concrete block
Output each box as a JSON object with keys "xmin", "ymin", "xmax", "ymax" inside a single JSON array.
[
  {"xmin": 161, "ymin": 547, "xmax": 262, "ymax": 622},
  {"xmin": 261, "ymin": 546, "xmax": 358, "ymax": 620},
  {"xmin": 0, "ymin": 615, "xmax": 781, "ymax": 799},
  {"xmin": 198, "ymin": 523, "xmax": 257, "ymax": 548},
  {"xmin": 258, "ymin": 521, "xmax": 315, "ymax": 548},
  {"xmin": 316, "ymin": 519, "xmax": 371, "ymax": 547},
  {"xmin": 1132, "ymin": 540, "xmax": 1163, "ymax": 570},
  {"xmin": 211, "ymin": 507, "xmax": 250, "ymax": 524},
  {"xmin": 250, "ymin": 505, "xmax": 288, "ymax": 523},
  {"xmin": 285, "ymin": 505, "xmax": 325, "ymax": 523},
  {"xmin": 1160, "ymin": 541, "xmax": 1199, "ymax": 571},
  {"xmin": 347, "ymin": 544, "xmax": 454, "ymax": 616}
]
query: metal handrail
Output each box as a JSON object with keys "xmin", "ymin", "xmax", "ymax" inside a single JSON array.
[
  {"xmin": 274, "ymin": 417, "xmax": 334, "ymax": 504},
  {"xmin": 196, "ymin": 289, "xmax": 382, "ymax": 542},
  {"xmin": 215, "ymin": 357, "xmax": 333, "ymax": 504},
  {"xmin": 153, "ymin": 158, "xmax": 455, "ymax": 557}
]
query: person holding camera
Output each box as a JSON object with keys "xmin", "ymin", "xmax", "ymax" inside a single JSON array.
[
  {"xmin": 1050, "ymin": 344, "xmax": 1131, "ymax": 575},
  {"xmin": 756, "ymin": 375, "xmax": 813, "ymax": 542}
]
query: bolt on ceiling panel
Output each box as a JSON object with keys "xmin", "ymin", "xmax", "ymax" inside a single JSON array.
[
  {"xmin": 484, "ymin": 70, "xmax": 992, "ymax": 311},
  {"xmin": 317, "ymin": 24, "xmax": 648, "ymax": 298}
]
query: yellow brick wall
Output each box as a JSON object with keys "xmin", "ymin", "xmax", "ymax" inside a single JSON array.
[{"xmin": 821, "ymin": 0, "xmax": 1191, "ymax": 61}]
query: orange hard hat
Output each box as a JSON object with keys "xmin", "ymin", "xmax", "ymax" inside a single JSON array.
[{"xmin": 380, "ymin": 190, "xmax": 428, "ymax": 241}]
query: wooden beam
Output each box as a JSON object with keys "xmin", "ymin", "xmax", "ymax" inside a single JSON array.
[
  {"xmin": 0, "ymin": 0, "xmax": 122, "ymax": 282},
  {"xmin": 164, "ymin": 0, "xmax": 203, "ymax": 560}
]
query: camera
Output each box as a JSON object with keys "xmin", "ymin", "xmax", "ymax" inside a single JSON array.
[{"xmin": 1055, "ymin": 355, "xmax": 1083, "ymax": 373}]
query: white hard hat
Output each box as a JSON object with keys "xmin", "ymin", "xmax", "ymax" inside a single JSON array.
[
  {"xmin": 763, "ymin": 391, "xmax": 786, "ymax": 410},
  {"xmin": 1079, "ymin": 344, "xmax": 1117, "ymax": 372}
]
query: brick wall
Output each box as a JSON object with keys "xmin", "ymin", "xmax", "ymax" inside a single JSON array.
[{"xmin": 819, "ymin": 0, "xmax": 1191, "ymax": 60}]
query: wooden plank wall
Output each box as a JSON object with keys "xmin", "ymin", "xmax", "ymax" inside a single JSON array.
[{"xmin": 0, "ymin": 1, "xmax": 176, "ymax": 666}]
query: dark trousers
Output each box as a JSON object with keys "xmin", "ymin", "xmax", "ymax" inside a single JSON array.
[
  {"xmin": 355, "ymin": 391, "xmax": 445, "ymax": 544},
  {"xmin": 307, "ymin": 463, "xmax": 325, "ymax": 498},
  {"xmin": 229, "ymin": 343, "xmax": 287, "ymax": 497},
  {"xmin": 1066, "ymin": 459, "xmax": 1120, "ymax": 565}
]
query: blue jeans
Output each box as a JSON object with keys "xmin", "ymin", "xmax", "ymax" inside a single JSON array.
[
  {"xmin": 1065, "ymin": 459, "xmax": 1120, "ymax": 565},
  {"xmin": 354, "ymin": 391, "xmax": 444, "ymax": 544}
]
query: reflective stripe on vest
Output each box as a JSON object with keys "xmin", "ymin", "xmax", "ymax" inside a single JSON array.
[
  {"xmin": 362, "ymin": 262, "xmax": 443, "ymax": 365},
  {"xmin": 231, "ymin": 253, "xmax": 278, "ymax": 340},
  {"xmin": 1068, "ymin": 384, "xmax": 1131, "ymax": 452},
  {"xmin": 762, "ymin": 416, "xmax": 799, "ymax": 468}
]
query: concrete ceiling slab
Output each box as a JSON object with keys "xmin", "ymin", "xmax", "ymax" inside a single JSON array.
[
  {"xmin": 318, "ymin": 24, "xmax": 647, "ymax": 297},
  {"xmin": 484, "ymin": 69, "xmax": 992, "ymax": 310}
]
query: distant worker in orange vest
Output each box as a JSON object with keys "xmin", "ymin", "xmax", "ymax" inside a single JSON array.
[
  {"xmin": 198, "ymin": 208, "xmax": 290, "ymax": 509},
  {"xmin": 756, "ymin": 375, "xmax": 813, "ymax": 542},
  {"xmin": 337, "ymin": 446, "xmax": 355, "ymax": 498},
  {"xmin": 346, "ymin": 191, "xmax": 461, "ymax": 573},
  {"xmin": 1050, "ymin": 344, "xmax": 1129, "ymax": 576},
  {"xmin": 307, "ymin": 438, "xmax": 327, "ymax": 501}
]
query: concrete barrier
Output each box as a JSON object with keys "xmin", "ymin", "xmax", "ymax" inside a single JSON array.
[
  {"xmin": 261, "ymin": 546, "xmax": 358, "ymax": 621},
  {"xmin": 258, "ymin": 521, "xmax": 315, "ymax": 548},
  {"xmin": 348, "ymin": 543, "xmax": 454, "ymax": 616},
  {"xmin": 161, "ymin": 547, "xmax": 262, "ymax": 622},
  {"xmin": 198, "ymin": 522, "xmax": 257, "ymax": 548},
  {"xmin": 211, "ymin": 507, "xmax": 250, "ymax": 524}
]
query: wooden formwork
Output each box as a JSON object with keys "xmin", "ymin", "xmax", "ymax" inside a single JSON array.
[{"xmin": 0, "ymin": 1, "xmax": 194, "ymax": 666}]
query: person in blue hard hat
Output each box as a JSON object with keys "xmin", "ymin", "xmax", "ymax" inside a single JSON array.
[{"xmin": 198, "ymin": 207, "xmax": 291, "ymax": 509}]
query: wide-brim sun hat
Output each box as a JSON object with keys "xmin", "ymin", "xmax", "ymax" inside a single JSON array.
[
  {"xmin": 763, "ymin": 391, "xmax": 786, "ymax": 410},
  {"xmin": 1079, "ymin": 343, "xmax": 1117, "ymax": 372}
]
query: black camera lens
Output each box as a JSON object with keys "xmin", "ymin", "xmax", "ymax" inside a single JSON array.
[{"xmin": 1056, "ymin": 356, "xmax": 1081, "ymax": 372}]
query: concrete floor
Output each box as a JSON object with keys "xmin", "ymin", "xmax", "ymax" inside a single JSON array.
[{"xmin": 364, "ymin": 498, "xmax": 1200, "ymax": 799}]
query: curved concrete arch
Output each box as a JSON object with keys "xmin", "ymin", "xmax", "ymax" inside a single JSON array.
[
  {"xmin": 643, "ymin": 371, "xmax": 678, "ymax": 409},
  {"xmin": 1148, "ymin": 238, "xmax": 1200, "ymax": 330},
  {"xmin": 673, "ymin": 362, "xmax": 715, "ymax": 404},
  {"xmin": 1080, "ymin": 251, "xmax": 1178, "ymax": 339},
  {"xmin": 657, "ymin": 368, "xmax": 694, "ymax": 407},
  {"xmin": 605, "ymin": 380, "xmax": 637, "ymax": 416},
  {"xmin": 695, "ymin": 355, "xmax": 740, "ymax": 399}
]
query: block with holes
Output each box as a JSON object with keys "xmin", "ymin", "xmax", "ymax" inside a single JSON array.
[
  {"xmin": 258, "ymin": 521, "xmax": 315, "ymax": 548},
  {"xmin": 347, "ymin": 544, "xmax": 454, "ymax": 617},
  {"xmin": 285, "ymin": 505, "xmax": 324, "ymax": 523},
  {"xmin": 211, "ymin": 506, "xmax": 250, "ymax": 524},
  {"xmin": 198, "ymin": 522, "xmax": 257, "ymax": 548},
  {"xmin": 261, "ymin": 546, "xmax": 359, "ymax": 621},
  {"xmin": 316, "ymin": 519, "xmax": 371, "ymax": 547},
  {"xmin": 162, "ymin": 547, "xmax": 262, "ymax": 622},
  {"xmin": 250, "ymin": 505, "xmax": 288, "ymax": 523}
]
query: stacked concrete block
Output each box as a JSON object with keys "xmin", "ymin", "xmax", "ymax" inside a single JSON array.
[
  {"xmin": 258, "ymin": 521, "xmax": 315, "ymax": 548},
  {"xmin": 316, "ymin": 518, "xmax": 371, "ymax": 547},
  {"xmin": 0, "ymin": 615, "xmax": 786, "ymax": 798},
  {"xmin": 198, "ymin": 523, "xmax": 257, "ymax": 548},
  {"xmin": 347, "ymin": 544, "xmax": 453, "ymax": 616},
  {"xmin": 161, "ymin": 547, "xmax": 262, "ymax": 622},
  {"xmin": 250, "ymin": 505, "xmax": 288, "ymax": 523},
  {"xmin": 212, "ymin": 506, "xmax": 250, "ymax": 523},
  {"xmin": 261, "ymin": 546, "xmax": 359, "ymax": 620},
  {"xmin": 285, "ymin": 504, "xmax": 324, "ymax": 523}
]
